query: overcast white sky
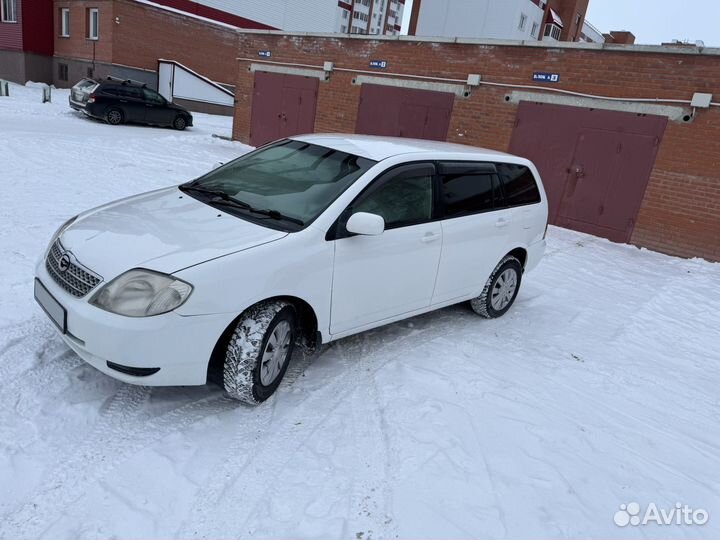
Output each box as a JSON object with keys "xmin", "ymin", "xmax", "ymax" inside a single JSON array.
[{"xmin": 402, "ymin": 0, "xmax": 720, "ymax": 46}]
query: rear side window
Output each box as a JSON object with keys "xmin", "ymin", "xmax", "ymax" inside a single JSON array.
[
  {"xmin": 439, "ymin": 162, "xmax": 500, "ymax": 217},
  {"xmin": 111, "ymin": 86, "xmax": 143, "ymax": 99},
  {"xmin": 496, "ymin": 163, "xmax": 541, "ymax": 206}
]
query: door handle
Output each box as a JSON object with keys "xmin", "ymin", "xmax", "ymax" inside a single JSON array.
[
  {"xmin": 495, "ymin": 218, "xmax": 510, "ymax": 228},
  {"xmin": 119, "ymin": 99, "xmax": 128, "ymax": 103},
  {"xmin": 421, "ymin": 232, "xmax": 441, "ymax": 243}
]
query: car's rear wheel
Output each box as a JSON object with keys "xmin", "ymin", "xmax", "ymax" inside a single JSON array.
[
  {"xmin": 106, "ymin": 108, "xmax": 124, "ymax": 126},
  {"xmin": 173, "ymin": 115, "xmax": 187, "ymax": 131},
  {"xmin": 471, "ymin": 255, "xmax": 522, "ymax": 319},
  {"xmin": 223, "ymin": 301, "xmax": 296, "ymax": 404}
]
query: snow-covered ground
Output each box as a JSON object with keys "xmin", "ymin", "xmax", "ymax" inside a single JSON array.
[{"xmin": 1, "ymin": 82, "xmax": 719, "ymax": 540}]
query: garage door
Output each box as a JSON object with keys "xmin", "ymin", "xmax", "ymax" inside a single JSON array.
[
  {"xmin": 509, "ymin": 102, "xmax": 667, "ymax": 243},
  {"xmin": 250, "ymin": 72, "xmax": 319, "ymax": 147},
  {"xmin": 355, "ymin": 84, "xmax": 454, "ymax": 141}
]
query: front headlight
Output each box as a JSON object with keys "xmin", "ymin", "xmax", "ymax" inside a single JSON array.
[{"xmin": 90, "ymin": 269, "xmax": 193, "ymax": 317}]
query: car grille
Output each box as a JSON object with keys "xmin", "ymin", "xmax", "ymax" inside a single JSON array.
[{"xmin": 46, "ymin": 240, "xmax": 102, "ymax": 298}]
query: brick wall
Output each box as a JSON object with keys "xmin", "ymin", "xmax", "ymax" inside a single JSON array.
[
  {"xmin": 111, "ymin": 0, "xmax": 239, "ymax": 85},
  {"xmin": 54, "ymin": 0, "xmax": 114, "ymax": 63},
  {"xmin": 232, "ymin": 35, "xmax": 720, "ymax": 261},
  {"xmin": 53, "ymin": 0, "xmax": 239, "ymax": 86}
]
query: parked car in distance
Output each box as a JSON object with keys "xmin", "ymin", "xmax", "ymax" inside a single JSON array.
[
  {"xmin": 34, "ymin": 134, "xmax": 548, "ymax": 404},
  {"xmin": 69, "ymin": 77, "xmax": 193, "ymax": 130}
]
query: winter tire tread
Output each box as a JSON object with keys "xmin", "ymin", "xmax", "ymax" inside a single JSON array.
[{"xmin": 471, "ymin": 255, "xmax": 522, "ymax": 319}]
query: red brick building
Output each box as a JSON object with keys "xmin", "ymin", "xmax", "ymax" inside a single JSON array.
[
  {"xmin": 50, "ymin": 0, "xmax": 244, "ymax": 90},
  {"xmin": 0, "ymin": 0, "xmax": 54, "ymax": 83},
  {"xmin": 232, "ymin": 34, "xmax": 720, "ymax": 261},
  {"xmin": 0, "ymin": 0, "xmax": 270, "ymax": 88}
]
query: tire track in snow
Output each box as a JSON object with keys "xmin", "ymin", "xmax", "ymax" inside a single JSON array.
[
  {"xmin": 344, "ymin": 374, "xmax": 397, "ymax": 540},
  {"xmin": 177, "ymin": 308, "xmax": 465, "ymax": 539},
  {"xmin": 0, "ymin": 318, "xmax": 65, "ymax": 385},
  {"xmin": 0, "ymin": 385, "xmax": 239, "ymax": 540}
]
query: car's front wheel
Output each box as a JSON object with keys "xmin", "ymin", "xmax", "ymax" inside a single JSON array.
[
  {"xmin": 173, "ymin": 115, "xmax": 187, "ymax": 131},
  {"xmin": 471, "ymin": 255, "xmax": 523, "ymax": 318},
  {"xmin": 106, "ymin": 108, "xmax": 124, "ymax": 126},
  {"xmin": 223, "ymin": 301, "xmax": 296, "ymax": 404}
]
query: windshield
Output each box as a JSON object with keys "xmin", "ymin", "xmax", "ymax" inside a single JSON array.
[{"xmin": 184, "ymin": 139, "xmax": 376, "ymax": 229}]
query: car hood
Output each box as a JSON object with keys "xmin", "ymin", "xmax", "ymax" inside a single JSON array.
[
  {"xmin": 60, "ymin": 187, "xmax": 287, "ymax": 280},
  {"xmin": 169, "ymin": 103, "xmax": 191, "ymax": 114}
]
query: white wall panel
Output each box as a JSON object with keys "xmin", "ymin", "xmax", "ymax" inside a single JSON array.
[
  {"xmin": 415, "ymin": 0, "xmax": 544, "ymax": 40},
  {"xmin": 195, "ymin": 0, "xmax": 340, "ymax": 32}
]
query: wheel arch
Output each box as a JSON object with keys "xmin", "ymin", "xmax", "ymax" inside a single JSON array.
[
  {"xmin": 206, "ymin": 295, "xmax": 321, "ymax": 386},
  {"xmin": 105, "ymin": 106, "xmax": 124, "ymax": 123},
  {"xmin": 505, "ymin": 246, "xmax": 528, "ymax": 271}
]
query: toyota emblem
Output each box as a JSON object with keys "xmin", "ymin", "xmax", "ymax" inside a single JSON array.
[{"xmin": 58, "ymin": 253, "xmax": 71, "ymax": 273}]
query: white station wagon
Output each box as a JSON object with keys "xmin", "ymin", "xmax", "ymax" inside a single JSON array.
[{"xmin": 35, "ymin": 134, "xmax": 548, "ymax": 404}]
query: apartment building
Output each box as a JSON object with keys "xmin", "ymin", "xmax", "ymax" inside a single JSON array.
[
  {"xmin": 408, "ymin": 0, "xmax": 611, "ymax": 43},
  {"xmin": 342, "ymin": 0, "xmax": 405, "ymax": 35},
  {"xmin": 141, "ymin": 0, "xmax": 404, "ymax": 35}
]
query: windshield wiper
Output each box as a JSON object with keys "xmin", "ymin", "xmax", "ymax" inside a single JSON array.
[
  {"xmin": 179, "ymin": 184, "xmax": 233, "ymax": 200},
  {"xmin": 250, "ymin": 208, "xmax": 305, "ymax": 226},
  {"xmin": 181, "ymin": 184, "xmax": 303, "ymax": 226},
  {"xmin": 208, "ymin": 197, "xmax": 305, "ymax": 226}
]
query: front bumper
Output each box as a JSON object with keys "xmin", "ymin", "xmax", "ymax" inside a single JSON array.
[{"xmin": 35, "ymin": 260, "xmax": 233, "ymax": 386}]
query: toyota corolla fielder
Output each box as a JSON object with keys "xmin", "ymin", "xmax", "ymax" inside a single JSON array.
[{"xmin": 35, "ymin": 134, "xmax": 548, "ymax": 404}]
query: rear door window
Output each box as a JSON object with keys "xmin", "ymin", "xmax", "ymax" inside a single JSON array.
[
  {"xmin": 115, "ymin": 86, "xmax": 143, "ymax": 100},
  {"xmin": 439, "ymin": 162, "xmax": 501, "ymax": 218},
  {"xmin": 496, "ymin": 163, "xmax": 541, "ymax": 207}
]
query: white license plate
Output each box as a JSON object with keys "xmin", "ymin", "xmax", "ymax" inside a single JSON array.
[{"xmin": 34, "ymin": 279, "xmax": 67, "ymax": 333}]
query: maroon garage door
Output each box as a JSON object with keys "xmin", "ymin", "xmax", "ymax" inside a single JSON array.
[
  {"xmin": 250, "ymin": 72, "xmax": 319, "ymax": 147},
  {"xmin": 355, "ymin": 84, "xmax": 455, "ymax": 141},
  {"xmin": 509, "ymin": 102, "xmax": 667, "ymax": 243}
]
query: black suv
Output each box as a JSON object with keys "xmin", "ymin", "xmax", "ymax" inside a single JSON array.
[{"xmin": 69, "ymin": 77, "xmax": 193, "ymax": 130}]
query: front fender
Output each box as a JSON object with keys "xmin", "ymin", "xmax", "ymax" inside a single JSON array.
[{"xmin": 173, "ymin": 228, "xmax": 334, "ymax": 341}]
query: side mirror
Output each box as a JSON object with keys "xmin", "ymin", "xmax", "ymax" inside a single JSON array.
[
  {"xmin": 346, "ymin": 212, "xmax": 385, "ymax": 236},
  {"xmin": 211, "ymin": 161, "xmax": 225, "ymax": 171}
]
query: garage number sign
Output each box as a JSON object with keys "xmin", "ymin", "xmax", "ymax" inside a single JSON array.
[
  {"xmin": 369, "ymin": 60, "xmax": 388, "ymax": 69},
  {"xmin": 258, "ymin": 51, "xmax": 272, "ymax": 58},
  {"xmin": 533, "ymin": 72, "xmax": 560, "ymax": 83}
]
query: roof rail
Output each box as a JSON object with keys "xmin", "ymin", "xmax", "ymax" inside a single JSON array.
[{"xmin": 105, "ymin": 75, "xmax": 147, "ymax": 87}]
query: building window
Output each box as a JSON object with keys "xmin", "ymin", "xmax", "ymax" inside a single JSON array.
[
  {"xmin": 1, "ymin": 0, "xmax": 17, "ymax": 22},
  {"xmin": 58, "ymin": 63, "xmax": 69, "ymax": 82},
  {"xmin": 59, "ymin": 8, "xmax": 70, "ymax": 37},
  {"xmin": 518, "ymin": 13, "xmax": 527, "ymax": 30},
  {"xmin": 531, "ymin": 21, "xmax": 539, "ymax": 37},
  {"xmin": 544, "ymin": 23, "xmax": 561, "ymax": 40},
  {"xmin": 86, "ymin": 8, "xmax": 99, "ymax": 40}
]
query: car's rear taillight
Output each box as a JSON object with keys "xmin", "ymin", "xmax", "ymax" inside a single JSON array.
[{"xmin": 87, "ymin": 93, "xmax": 96, "ymax": 104}]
